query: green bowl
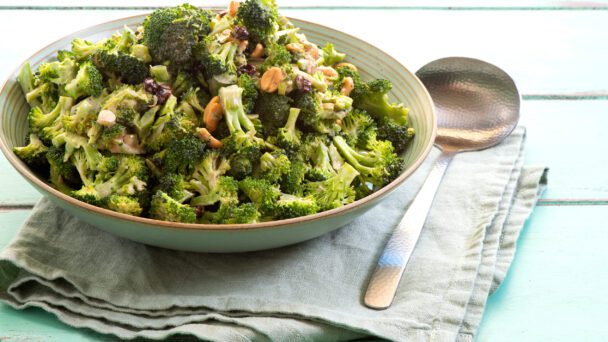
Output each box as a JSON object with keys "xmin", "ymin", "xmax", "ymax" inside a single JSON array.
[{"xmin": 0, "ymin": 14, "xmax": 436, "ymax": 252}]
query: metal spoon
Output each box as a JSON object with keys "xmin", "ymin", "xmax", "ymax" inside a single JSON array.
[{"xmin": 364, "ymin": 57, "xmax": 520, "ymax": 309}]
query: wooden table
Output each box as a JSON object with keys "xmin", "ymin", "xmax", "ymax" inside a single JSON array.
[{"xmin": 1, "ymin": 1, "xmax": 607, "ymax": 340}]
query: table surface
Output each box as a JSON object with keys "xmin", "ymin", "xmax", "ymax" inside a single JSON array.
[{"xmin": 1, "ymin": 1, "xmax": 607, "ymax": 341}]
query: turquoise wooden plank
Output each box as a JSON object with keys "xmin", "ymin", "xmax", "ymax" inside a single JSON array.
[
  {"xmin": 0, "ymin": 10, "xmax": 606, "ymax": 95},
  {"xmin": 3, "ymin": 99, "xmax": 607, "ymax": 206},
  {"xmin": 1, "ymin": 205, "xmax": 605, "ymax": 340},
  {"xmin": 520, "ymin": 100, "xmax": 608, "ymax": 200},
  {"xmin": 478, "ymin": 205, "xmax": 608, "ymax": 341}
]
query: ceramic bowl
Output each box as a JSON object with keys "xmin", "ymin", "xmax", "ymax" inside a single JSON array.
[{"xmin": 0, "ymin": 14, "xmax": 436, "ymax": 252}]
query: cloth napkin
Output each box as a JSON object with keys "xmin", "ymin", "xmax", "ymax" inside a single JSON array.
[{"xmin": 0, "ymin": 126, "xmax": 547, "ymax": 341}]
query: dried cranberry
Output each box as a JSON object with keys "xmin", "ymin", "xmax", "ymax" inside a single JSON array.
[
  {"xmin": 237, "ymin": 64, "xmax": 257, "ymax": 76},
  {"xmin": 295, "ymin": 75, "xmax": 312, "ymax": 93},
  {"xmin": 232, "ymin": 26, "xmax": 250, "ymax": 41},
  {"xmin": 143, "ymin": 77, "xmax": 158, "ymax": 93},
  {"xmin": 156, "ymin": 84, "xmax": 172, "ymax": 105},
  {"xmin": 195, "ymin": 206, "xmax": 205, "ymax": 218}
]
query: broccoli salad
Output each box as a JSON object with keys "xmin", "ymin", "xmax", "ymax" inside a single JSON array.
[{"xmin": 13, "ymin": 1, "xmax": 415, "ymax": 224}]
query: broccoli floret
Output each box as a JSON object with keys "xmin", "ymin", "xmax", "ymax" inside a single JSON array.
[
  {"xmin": 340, "ymin": 109, "xmax": 377, "ymax": 148},
  {"xmin": 150, "ymin": 190, "xmax": 196, "ymax": 223},
  {"xmin": 46, "ymin": 146, "xmax": 79, "ymax": 193},
  {"xmin": 276, "ymin": 107, "xmax": 302, "ymax": 151},
  {"xmin": 13, "ymin": 134, "xmax": 49, "ymax": 170},
  {"xmin": 150, "ymin": 65, "xmax": 171, "ymax": 83},
  {"xmin": 258, "ymin": 151, "xmax": 290, "ymax": 183},
  {"xmin": 376, "ymin": 117, "xmax": 415, "ymax": 153},
  {"xmin": 254, "ymin": 92, "xmax": 292, "ymax": 135},
  {"xmin": 188, "ymin": 150, "xmax": 231, "ymax": 206},
  {"xmin": 28, "ymin": 96, "xmax": 74, "ymax": 134},
  {"xmin": 71, "ymin": 38, "xmax": 106, "ymax": 60},
  {"xmin": 201, "ymin": 176, "xmax": 260, "ymax": 224},
  {"xmin": 237, "ymin": 73, "xmax": 258, "ymax": 113},
  {"xmin": 239, "ymin": 177, "xmax": 280, "ymax": 215},
  {"xmin": 61, "ymin": 95, "xmax": 104, "ymax": 135},
  {"xmin": 171, "ymin": 71, "xmax": 196, "ymax": 98},
  {"xmin": 97, "ymin": 124, "xmax": 127, "ymax": 150},
  {"xmin": 38, "ymin": 58, "xmax": 77, "ymax": 85},
  {"xmin": 236, "ymin": 0, "xmax": 279, "ymax": 43},
  {"xmin": 150, "ymin": 134, "xmax": 206, "ymax": 174},
  {"xmin": 105, "ymin": 194, "xmax": 143, "ymax": 216},
  {"xmin": 274, "ymin": 193, "xmax": 318, "ymax": 219},
  {"xmin": 155, "ymin": 173, "xmax": 194, "ymax": 203},
  {"xmin": 64, "ymin": 62, "xmax": 104, "ymax": 99},
  {"xmin": 133, "ymin": 106, "xmax": 159, "ymax": 142},
  {"xmin": 280, "ymin": 158, "xmax": 308, "ymax": 195},
  {"xmin": 196, "ymin": 36, "xmax": 238, "ymax": 79},
  {"xmin": 143, "ymin": 4, "xmax": 213, "ymax": 65},
  {"xmin": 18, "ymin": 62, "xmax": 35, "ymax": 96},
  {"xmin": 211, "ymin": 202, "xmax": 260, "ymax": 224},
  {"xmin": 305, "ymin": 135, "xmax": 335, "ymax": 181},
  {"xmin": 25, "ymin": 82, "xmax": 59, "ymax": 113},
  {"xmin": 306, "ymin": 162, "xmax": 359, "ymax": 211},
  {"xmin": 91, "ymin": 50, "xmax": 150, "ymax": 85},
  {"xmin": 317, "ymin": 43, "xmax": 346, "ymax": 66},
  {"xmin": 72, "ymin": 155, "xmax": 149, "ymax": 204},
  {"xmin": 146, "ymin": 95, "xmax": 188, "ymax": 151},
  {"xmin": 131, "ymin": 44, "xmax": 152, "ymax": 63},
  {"xmin": 260, "ymin": 42, "xmax": 291, "ymax": 72},
  {"xmin": 292, "ymin": 91, "xmax": 341, "ymax": 135},
  {"xmin": 332, "ymin": 135, "xmax": 401, "ymax": 188},
  {"xmin": 177, "ymin": 87, "xmax": 209, "ymax": 124},
  {"xmin": 353, "ymin": 78, "xmax": 410, "ymax": 127},
  {"xmin": 219, "ymin": 85, "xmax": 265, "ymax": 179}
]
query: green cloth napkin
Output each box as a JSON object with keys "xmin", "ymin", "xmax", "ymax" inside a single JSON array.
[{"xmin": 0, "ymin": 126, "xmax": 547, "ymax": 341}]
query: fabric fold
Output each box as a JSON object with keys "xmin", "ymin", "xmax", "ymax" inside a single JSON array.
[{"xmin": 0, "ymin": 126, "xmax": 547, "ymax": 341}]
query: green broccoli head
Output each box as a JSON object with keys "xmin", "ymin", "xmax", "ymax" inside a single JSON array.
[
  {"xmin": 280, "ymin": 158, "xmax": 308, "ymax": 195},
  {"xmin": 274, "ymin": 193, "xmax": 319, "ymax": 219},
  {"xmin": 105, "ymin": 194, "xmax": 143, "ymax": 216},
  {"xmin": 260, "ymin": 42, "xmax": 292, "ymax": 72},
  {"xmin": 13, "ymin": 134, "xmax": 49, "ymax": 170},
  {"xmin": 292, "ymin": 91, "xmax": 341, "ymax": 135},
  {"xmin": 237, "ymin": 73, "xmax": 258, "ymax": 113},
  {"xmin": 189, "ymin": 150, "xmax": 232, "ymax": 206},
  {"xmin": 254, "ymin": 92, "xmax": 292, "ymax": 136},
  {"xmin": 236, "ymin": 0, "xmax": 279, "ymax": 43},
  {"xmin": 28, "ymin": 96, "xmax": 74, "ymax": 134},
  {"xmin": 151, "ymin": 134, "xmax": 206, "ymax": 175},
  {"xmin": 38, "ymin": 58, "xmax": 77, "ymax": 85},
  {"xmin": 332, "ymin": 135, "xmax": 401, "ymax": 188},
  {"xmin": 376, "ymin": 117, "xmax": 415, "ymax": 153},
  {"xmin": 317, "ymin": 43, "xmax": 346, "ymax": 66},
  {"xmin": 340, "ymin": 109, "xmax": 377, "ymax": 148},
  {"xmin": 276, "ymin": 107, "xmax": 302, "ymax": 151},
  {"xmin": 155, "ymin": 173, "xmax": 194, "ymax": 204},
  {"xmin": 239, "ymin": 177, "xmax": 280, "ymax": 216},
  {"xmin": 150, "ymin": 190, "xmax": 196, "ymax": 223},
  {"xmin": 305, "ymin": 162, "xmax": 359, "ymax": 211},
  {"xmin": 143, "ymin": 4, "xmax": 213, "ymax": 65},
  {"xmin": 195, "ymin": 35, "xmax": 238, "ymax": 79},
  {"xmin": 259, "ymin": 151, "xmax": 291, "ymax": 183},
  {"xmin": 64, "ymin": 62, "xmax": 104, "ymax": 99},
  {"xmin": 354, "ymin": 78, "xmax": 410, "ymax": 126},
  {"xmin": 91, "ymin": 50, "xmax": 150, "ymax": 85}
]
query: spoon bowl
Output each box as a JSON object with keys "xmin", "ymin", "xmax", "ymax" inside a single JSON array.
[
  {"xmin": 416, "ymin": 57, "xmax": 520, "ymax": 152},
  {"xmin": 364, "ymin": 57, "xmax": 520, "ymax": 309}
]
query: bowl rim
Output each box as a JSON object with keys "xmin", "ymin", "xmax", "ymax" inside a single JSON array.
[{"xmin": 0, "ymin": 12, "xmax": 437, "ymax": 232}]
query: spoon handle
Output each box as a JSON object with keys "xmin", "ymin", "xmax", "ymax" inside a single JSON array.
[{"xmin": 364, "ymin": 151, "xmax": 454, "ymax": 309}]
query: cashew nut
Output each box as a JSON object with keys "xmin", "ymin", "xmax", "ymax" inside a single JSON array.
[
  {"xmin": 260, "ymin": 67, "xmax": 284, "ymax": 93},
  {"xmin": 198, "ymin": 128, "xmax": 223, "ymax": 149},
  {"xmin": 97, "ymin": 110, "xmax": 116, "ymax": 127},
  {"xmin": 203, "ymin": 98, "xmax": 223, "ymax": 133},
  {"xmin": 335, "ymin": 62, "xmax": 358, "ymax": 71},
  {"xmin": 250, "ymin": 43, "xmax": 264, "ymax": 58},
  {"xmin": 340, "ymin": 77, "xmax": 354, "ymax": 96},
  {"xmin": 229, "ymin": 1, "xmax": 240, "ymax": 16}
]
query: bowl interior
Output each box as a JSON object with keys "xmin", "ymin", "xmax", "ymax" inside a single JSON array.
[{"xmin": 0, "ymin": 15, "xmax": 435, "ymax": 229}]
